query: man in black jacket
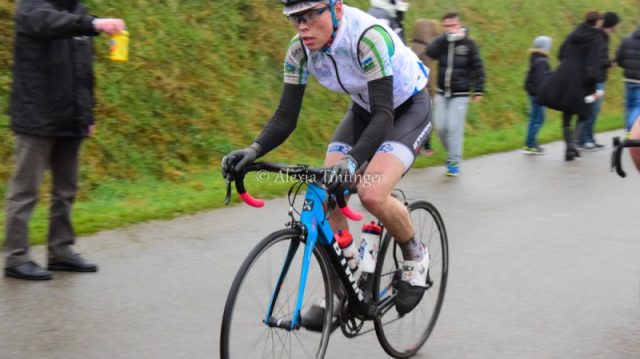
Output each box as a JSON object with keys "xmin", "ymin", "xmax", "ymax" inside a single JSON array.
[
  {"xmin": 578, "ymin": 12, "xmax": 620, "ymax": 151},
  {"xmin": 616, "ymin": 24, "xmax": 640, "ymax": 133},
  {"xmin": 3, "ymin": 0, "xmax": 125, "ymax": 280},
  {"xmin": 426, "ymin": 12, "xmax": 485, "ymax": 176}
]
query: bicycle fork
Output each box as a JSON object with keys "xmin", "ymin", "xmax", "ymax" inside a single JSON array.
[
  {"xmin": 262, "ymin": 184, "xmax": 374, "ymax": 331},
  {"xmin": 264, "ymin": 184, "xmax": 329, "ymax": 331},
  {"xmin": 263, "ymin": 232, "xmax": 319, "ymax": 331}
]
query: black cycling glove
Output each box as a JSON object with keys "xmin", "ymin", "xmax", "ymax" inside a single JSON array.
[
  {"xmin": 221, "ymin": 143, "xmax": 262, "ymax": 180},
  {"xmin": 326, "ymin": 154, "xmax": 358, "ymax": 194}
]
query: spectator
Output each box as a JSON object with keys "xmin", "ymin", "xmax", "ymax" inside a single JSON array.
[
  {"xmin": 523, "ymin": 36, "xmax": 553, "ymax": 155},
  {"xmin": 427, "ymin": 12, "xmax": 485, "ymax": 176},
  {"xmin": 3, "ymin": 0, "xmax": 125, "ymax": 280},
  {"xmin": 578, "ymin": 11, "xmax": 620, "ymax": 151},
  {"xmin": 538, "ymin": 11, "xmax": 607, "ymax": 161},
  {"xmin": 368, "ymin": 0, "xmax": 410, "ymax": 43},
  {"xmin": 411, "ymin": 19, "xmax": 440, "ymax": 97},
  {"xmin": 615, "ymin": 23, "xmax": 640, "ymax": 135},
  {"xmin": 410, "ymin": 19, "xmax": 439, "ymax": 156}
]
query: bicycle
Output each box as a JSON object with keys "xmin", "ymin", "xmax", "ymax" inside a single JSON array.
[
  {"xmin": 220, "ymin": 162, "xmax": 448, "ymax": 358},
  {"xmin": 610, "ymin": 136, "xmax": 640, "ymax": 177}
]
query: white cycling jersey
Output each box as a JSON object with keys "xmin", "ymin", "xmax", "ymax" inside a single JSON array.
[{"xmin": 283, "ymin": 5, "xmax": 429, "ymax": 110}]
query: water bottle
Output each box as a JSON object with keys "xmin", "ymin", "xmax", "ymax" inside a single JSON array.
[
  {"xmin": 335, "ymin": 230, "xmax": 359, "ymax": 272},
  {"xmin": 358, "ymin": 221, "xmax": 382, "ymax": 273}
]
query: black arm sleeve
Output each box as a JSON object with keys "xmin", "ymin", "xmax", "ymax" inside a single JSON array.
[
  {"xmin": 17, "ymin": 0, "xmax": 98, "ymax": 39},
  {"xmin": 470, "ymin": 41, "xmax": 485, "ymax": 94},
  {"xmin": 426, "ymin": 35, "xmax": 446, "ymax": 59},
  {"xmin": 254, "ymin": 83, "xmax": 306, "ymax": 157},
  {"xmin": 348, "ymin": 76, "xmax": 394, "ymax": 165},
  {"xmin": 615, "ymin": 39, "xmax": 625, "ymax": 68},
  {"xmin": 585, "ymin": 39, "xmax": 606, "ymax": 86}
]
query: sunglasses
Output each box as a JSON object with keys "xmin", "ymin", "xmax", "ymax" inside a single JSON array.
[{"xmin": 287, "ymin": 6, "xmax": 330, "ymax": 26}]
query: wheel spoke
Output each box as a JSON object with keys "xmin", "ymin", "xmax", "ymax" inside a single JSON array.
[
  {"xmin": 221, "ymin": 229, "xmax": 332, "ymax": 358},
  {"xmin": 373, "ymin": 201, "xmax": 448, "ymax": 357}
]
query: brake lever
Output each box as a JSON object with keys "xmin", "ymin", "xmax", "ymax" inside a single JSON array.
[
  {"xmin": 225, "ymin": 176, "xmax": 232, "ymax": 205},
  {"xmin": 610, "ymin": 137, "xmax": 619, "ymax": 173},
  {"xmin": 615, "ymin": 150, "xmax": 627, "ymax": 178},
  {"xmin": 611, "ymin": 137, "xmax": 627, "ymax": 178}
]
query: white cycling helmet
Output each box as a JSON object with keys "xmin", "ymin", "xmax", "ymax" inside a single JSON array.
[{"xmin": 282, "ymin": 0, "xmax": 332, "ymax": 16}]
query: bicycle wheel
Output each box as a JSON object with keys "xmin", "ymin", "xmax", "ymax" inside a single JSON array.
[
  {"xmin": 220, "ymin": 228, "xmax": 334, "ymax": 359},
  {"xmin": 373, "ymin": 200, "xmax": 449, "ymax": 358}
]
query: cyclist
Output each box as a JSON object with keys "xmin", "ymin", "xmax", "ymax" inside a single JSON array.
[{"xmin": 222, "ymin": 0, "xmax": 433, "ymax": 325}]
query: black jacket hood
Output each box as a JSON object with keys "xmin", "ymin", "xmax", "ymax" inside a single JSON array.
[{"xmin": 633, "ymin": 27, "xmax": 640, "ymax": 39}]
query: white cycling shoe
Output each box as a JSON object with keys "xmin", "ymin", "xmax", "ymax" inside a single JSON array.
[{"xmin": 396, "ymin": 247, "xmax": 430, "ymax": 315}]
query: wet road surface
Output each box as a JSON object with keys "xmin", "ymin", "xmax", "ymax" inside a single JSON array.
[{"xmin": 1, "ymin": 132, "xmax": 639, "ymax": 358}]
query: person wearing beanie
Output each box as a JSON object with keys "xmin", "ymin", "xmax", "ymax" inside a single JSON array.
[
  {"xmin": 602, "ymin": 11, "xmax": 620, "ymax": 30},
  {"xmin": 578, "ymin": 11, "xmax": 621, "ymax": 150},
  {"xmin": 523, "ymin": 36, "xmax": 553, "ymax": 155},
  {"xmin": 537, "ymin": 11, "xmax": 608, "ymax": 161}
]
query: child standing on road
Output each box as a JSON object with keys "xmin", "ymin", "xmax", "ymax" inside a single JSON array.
[{"xmin": 523, "ymin": 36, "xmax": 553, "ymax": 155}]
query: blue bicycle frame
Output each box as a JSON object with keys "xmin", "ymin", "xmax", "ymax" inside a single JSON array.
[
  {"xmin": 260, "ymin": 183, "xmax": 358, "ymax": 331},
  {"xmin": 263, "ymin": 183, "xmax": 335, "ymax": 330}
]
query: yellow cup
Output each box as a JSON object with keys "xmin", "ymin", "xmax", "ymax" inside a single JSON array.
[{"xmin": 109, "ymin": 31, "xmax": 129, "ymax": 62}]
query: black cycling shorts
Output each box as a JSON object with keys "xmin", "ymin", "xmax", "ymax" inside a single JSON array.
[{"xmin": 328, "ymin": 87, "xmax": 432, "ymax": 172}]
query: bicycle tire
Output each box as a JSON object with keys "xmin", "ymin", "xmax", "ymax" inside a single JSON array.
[
  {"xmin": 220, "ymin": 228, "xmax": 334, "ymax": 359},
  {"xmin": 373, "ymin": 200, "xmax": 449, "ymax": 358}
]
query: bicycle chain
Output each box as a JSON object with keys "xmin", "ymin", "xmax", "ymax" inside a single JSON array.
[{"xmin": 338, "ymin": 296, "xmax": 364, "ymax": 338}]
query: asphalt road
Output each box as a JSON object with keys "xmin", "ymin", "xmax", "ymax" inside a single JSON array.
[{"xmin": 1, "ymin": 131, "xmax": 639, "ymax": 359}]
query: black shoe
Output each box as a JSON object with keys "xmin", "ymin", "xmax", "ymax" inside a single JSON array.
[
  {"xmin": 5, "ymin": 261, "xmax": 52, "ymax": 280},
  {"xmin": 565, "ymin": 147, "xmax": 580, "ymax": 161},
  {"xmin": 396, "ymin": 253, "xmax": 429, "ymax": 315},
  {"xmin": 565, "ymin": 150, "xmax": 575, "ymax": 161},
  {"xmin": 571, "ymin": 147, "xmax": 581, "ymax": 158},
  {"xmin": 48, "ymin": 253, "xmax": 98, "ymax": 272},
  {"xmin": 301, "ymin": 302, "xmax": 339, "ymax": 332},
  {"xmin": 396, "ymin": 282, "xmax": 427, "ymax": 315}
]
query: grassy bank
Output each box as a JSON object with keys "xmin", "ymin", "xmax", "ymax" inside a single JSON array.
[{"xmin": 0, "ymin": 0, "xmax": 638, "ymax": 245}]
